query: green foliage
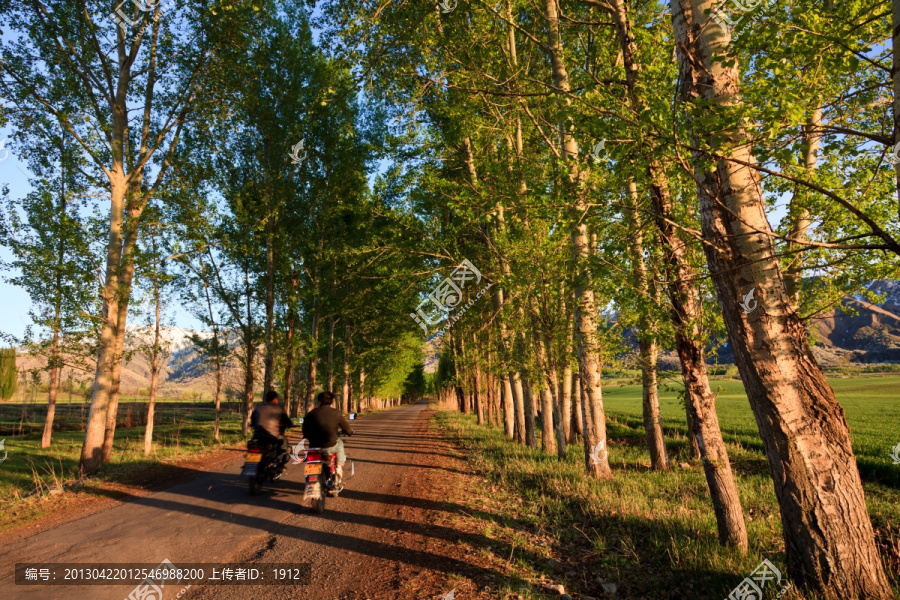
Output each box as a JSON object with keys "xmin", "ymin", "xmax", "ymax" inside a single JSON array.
[
  {"xmin": 402, "ymin": 363, "xmax": 427, "ymax": 401},
  {"xmin": 371, "ymin": 333, "xmax": 423, "ymax": 399}
]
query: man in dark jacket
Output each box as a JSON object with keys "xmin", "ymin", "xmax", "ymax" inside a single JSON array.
[
  {"xmin": 250, "ymin": 390, "xmax": 293, "ymax": 466},
  {"xmin": 302, "ymin": 391, "xmax": 353, "ymax": 481}
]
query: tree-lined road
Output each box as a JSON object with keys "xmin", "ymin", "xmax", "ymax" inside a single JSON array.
[{"xmin": 1, "ymin": 403, "xmax": 463, "ymax": 600}]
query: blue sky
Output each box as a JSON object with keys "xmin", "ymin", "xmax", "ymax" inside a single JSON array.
[{"xmin": 0, "ymin": 126, "xmax": 39, "ymax": 340}]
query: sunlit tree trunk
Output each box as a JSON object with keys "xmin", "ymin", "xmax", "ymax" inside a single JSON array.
[
  {"xmin": 102, "ymin": 193, "xmax": 146, "ymax": 463},
  {"xmin": 143, "ymin": 278, "xmax": 162, "ymax": 457},
  {"xmin": 342, "ymin": 320, "xmax": 351, "ymax": 413},
  {"xmin": 544, "ymin": 0, "xmax": 611, "ymax": 478},
  {"xmin": 81, "ymin": 174, "xmax": 127, "ymax": 473},
  {"xmin": 359, "ymin": 369, "xmax": 366, "ymax": 413},
  {"xmin": 649, "ymin": 167, "xmax": 748, "ymax": 549},
  {"xmin": 42, "ymin": 333, "xmax": 60, "ymax": 449},
  {"xmin": 672, "ymin": 0, "xmax": 893, "ymax": 592},
  {"xmin": 624, "ymin": 182, "xmax": 668, "ymax": 470}
]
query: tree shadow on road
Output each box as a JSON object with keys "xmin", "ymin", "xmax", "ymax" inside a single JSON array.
[{"xmin": 94, "ymin": 489, "xmax": 542, "ymax": 596}]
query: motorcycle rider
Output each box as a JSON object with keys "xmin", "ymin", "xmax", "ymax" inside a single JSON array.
[
  {"xmin": 250, "ymin": 390, "xmax": 294, "ymax": 471},
  {"xmin": 302, "ymin": 391, "xmax": 353, "ymax": 487}
]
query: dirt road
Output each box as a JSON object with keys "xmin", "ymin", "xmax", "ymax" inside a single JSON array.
[{"xmin": 1, "ymin": 402, "xmax": 493, "ymax": 600}]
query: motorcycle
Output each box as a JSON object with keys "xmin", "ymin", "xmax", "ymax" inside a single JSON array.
[
  {"xmin": 242, "ymin": 436, "xmax": 287, "ymax": 495},
  {"xmin": 301, "ymin": 413, "xmax": 355, "ymax": 514}
]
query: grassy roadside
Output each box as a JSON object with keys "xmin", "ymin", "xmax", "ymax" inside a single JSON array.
[
  {"xmin": 0, "ymin": 411, "xmax": 247, "ymax": 535},
  {"xmin": 434, "ymin": 404, "xmax": 899, "ymax": 599}
]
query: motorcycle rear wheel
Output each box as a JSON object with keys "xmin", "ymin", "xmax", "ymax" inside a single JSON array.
[
  {"xmin": 313, "ymin": 481, "xmax": 326, "ymax": 513},
  {"xmin": 249, "ymin": 473, "xmax": 262, "ymax": 495}
]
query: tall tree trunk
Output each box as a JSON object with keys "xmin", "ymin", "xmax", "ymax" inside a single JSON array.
[
  {"xmin": 515, "ymin": 309, "xmax": 537, "ymax": 446},
  {"xmin": 501, "ymin": 376, "xmax": 515, "ymax": 438},
  {"xmin": 624, "ymin": 182, "xmax": 668, "ymax": 470},
  {"xmin": 263, "ymin": 217, "xmax": 275, "ymax": 394},
  {"xmin": 241, "ymin": 265, "xmax": 255, "ymax": 435},
  {"xmin": 672, "ymin": 0, "xmax": 893, "ymax": 593},
  {"xmin": 42, "ymin": 332, "xmax": 61, "ymax": 450},
  {"xmin": 784, "ymin": 108, "xmax": 821, "ymax": 306},
  {"xmin": 342, "ymin": 320, "xmax": 351, "ymax": 413},
  {"xmin": 529, "ymin": 307, "xmax": 556, "ymax": 454},
  {"xmin": 639, "ymin": 337, "xmax": 668, "ymax": 469},
  {"xmin": 80, "ymin": 175, "xmax": 128, "ymax": 474},
  {"xmin": 284, "ymin": 299, "xmax": 296, "ymax": 417},
  {"xmin": 511, "ymin": 371, "xmax": 526, "ymax": 443},
  {"xmin": 608, "ymin": 0, "xmax": 672, "ymax": 472},
  {"xmin": 200, "ymin": 271, "xmax": 222, "ymax": 442},
  {"xmin": 610, "ymin": 0, "xmax": 744, "ymax": 542},
  {"xmin": 474, "ymin": 365, "xmax": 484, "ymax": 424},
  {"xmin": 893, "ymin": 0, "xmax": 900, "ymax": 218},
  {"xmin": 42, "ymin": 147, "xmax": 67, "ymax": 450},
  {"xmin": 560, "ymin": 363, "xmax": 572, "ymax": 442},
  {"xmin": 490, "ymin": 263, "xmax": 517, "ymax": 440},
  {"xmin": 42, "ymin": 357, "xmax": 60, "ymax": 449},
  {"xmin": 571, "ymin": 374, "xmax": 583, "ymax": 441},
  {"xmin": 521, "ymin": 369, "xmax": 536, "ymax": 446},
  {"xmin": 213, "ymin": 357, "xmax": 222, "ymax": 442},
  {"xmin": 326, "ymin": 316, "xmax": 335, "ymax": 392},
  {"xmin": 544, "ymin": 0, "xmax": 611, "ymax": 479},
  {"xmin": 539, "ymin": 382, "xmax": 555, "ymax": 454},
  {"xmin": 650, "ymin": 167, "xmax": 748, "ymax": 549},
  {"xmin": 305, "ymin": 296, "xmax": 320, "ymax": 415},
  {"xmin": 551, "ymin": 373, "xmax": 566, "ymax": 458},
  {"xmin": 359, "ymin": 369, "xmax": 366, "ymax": 413},
  {"xmin": 472, "ymin": 332, "xmax": 484, "ymax": 424},
  {"xmin": 143, "ymin": 279, "xmax": 162, "ymax": 457},
  {"xmin": 560, "ymin": 302, "xmax": 574, "ymax": 444},
  {"xmin": 100, "ymin": 193, "xmax": 146, "ymax": 464}
]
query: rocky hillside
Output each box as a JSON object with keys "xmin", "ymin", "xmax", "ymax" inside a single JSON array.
[{"xmin": 809, "ymin": 280, "xmax": 900, "ymax": 366}]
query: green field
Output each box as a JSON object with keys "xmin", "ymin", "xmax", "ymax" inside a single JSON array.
[
  {"xmin": 602, "ymin": 374, "xmax": 900, "ymax": 487},
  {"xmin": 436, "ymin": 375, "xmax": 900, "ymax": 599}
]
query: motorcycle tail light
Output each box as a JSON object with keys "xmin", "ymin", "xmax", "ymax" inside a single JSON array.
[
  {"xmin": 247, "ymin": 448, "xmax": 262, "ymax": 453},
  {"xmin": 306, "ymin": 451, "xmax": 322, "ymax": 462}
]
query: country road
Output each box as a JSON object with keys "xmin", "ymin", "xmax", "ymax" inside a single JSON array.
[{"xmin": 1, "ymin": 402, "xmax": 486, "ymax": 600}]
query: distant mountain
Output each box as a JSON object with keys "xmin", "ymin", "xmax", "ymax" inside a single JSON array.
[
  {"xmin": 14, "ymin": 282, "xmax": 900, "ymax": 397},
  {"xmin": 809, "ymin": 280, "xmax": 900, "ymax": 366}
]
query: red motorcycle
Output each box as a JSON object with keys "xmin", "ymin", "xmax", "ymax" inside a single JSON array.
[
  {"xmin": 301, "ymin": 448, "xmax": 338, "ymax": 513},
  {"xmin": 301, "ymin": 417, "xmax": 354, "ymax": 513}
]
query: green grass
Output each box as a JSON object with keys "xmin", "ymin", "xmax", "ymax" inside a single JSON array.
[
  {"xmin": 0, "ymin": 402, "xmax": 247, "ymax": 511},
  {"xmin": 603, "ymin": 375, "xmax": 900, "ymax": 487},
  {"xmin": 435, "ymin": 375, "xmax": 900, "ymax": 600}
]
